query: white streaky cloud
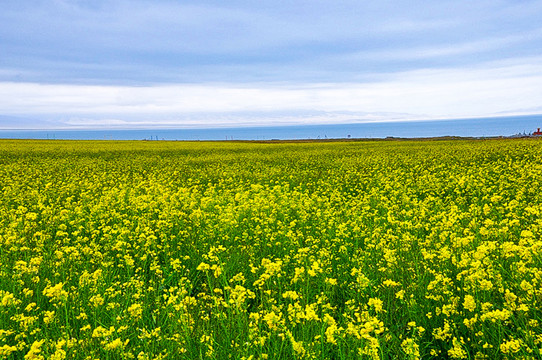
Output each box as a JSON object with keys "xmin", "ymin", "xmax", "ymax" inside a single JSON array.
[
  {"xmin": 1, "ymin": 58, "xmax": 542, "ymax": 127},
  {"xmin": 328, "ymin": 25, "xmax": 542, "ymax": 70},
  {"xmin": 59, "ymin": 111, "xmax": 423, "ymax": 129},
  {"xmin": 347, "ymin": 30, "xmax": 542, "ymax": 62}
]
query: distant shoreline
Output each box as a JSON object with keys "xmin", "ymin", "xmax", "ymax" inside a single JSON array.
[
  {"xmin": 243, "ymin": 134, "xmax": 542, "ymax": 143},
  {"xmin": 1, "ymin": 134, "xmax": 540, "ymax": 144}
]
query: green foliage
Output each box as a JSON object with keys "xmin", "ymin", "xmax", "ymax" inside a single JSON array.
[{"xmin": 0, "ymin": 139, "xmax": 541, "ymax": 359}]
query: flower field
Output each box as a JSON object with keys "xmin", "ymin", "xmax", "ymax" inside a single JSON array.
[{"xmin": 1, "ymin": 138, "xmax": 541, "ymax": 359}]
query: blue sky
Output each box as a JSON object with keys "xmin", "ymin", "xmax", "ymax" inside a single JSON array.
[{"xmin": 1, "ymin": 0, "xmax": 542, "ymax": 128}]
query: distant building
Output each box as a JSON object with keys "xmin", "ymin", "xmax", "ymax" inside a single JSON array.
[{"xmin": 534, "ymin": 128, "xmax": 542, "ymax": 136}]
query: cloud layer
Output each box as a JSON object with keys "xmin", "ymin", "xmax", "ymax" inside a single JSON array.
[{"xmin": 1, "ymin": 0, "xmax": 542, "ymax": 128}]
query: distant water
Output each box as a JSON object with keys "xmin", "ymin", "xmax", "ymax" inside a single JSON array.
[{"xmin": 1, "ymin": 115, "xmax": 541, "ymax": 141}]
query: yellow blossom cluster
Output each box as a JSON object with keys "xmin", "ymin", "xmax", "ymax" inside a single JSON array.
[{"xmin": 0, "ymin": 138, "xmax": 541, "ymax": 359}]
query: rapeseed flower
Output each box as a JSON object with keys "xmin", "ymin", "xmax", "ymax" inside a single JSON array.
[
  {"xmin": 2, "ymin": 139, "xmax": 542, "ymax": 359},
  {"xmin": 24, "ymin": 340, "xmax": 45, "ymax": 360},
  {"xmin": 42, "ymin": 283, "xmax": 68, "ymax": 302}
]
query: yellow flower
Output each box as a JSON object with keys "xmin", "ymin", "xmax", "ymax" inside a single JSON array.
[
  {"xmin": 308, "ymin": 260, "xmax": 321, "ymax": 277},
  {"xmin": 127, "ymin": 303, "xmax": 143, "ymax": 320},
  {"xmin": 368, "ymin": 298, "xmax": 384, "ymax": 313},
  {"xmin": 89, "ymin": 294, "xmax": 104, "ymax": 307},
  {"xmin": 520, "ymin": 280, "xmax": 533, "ymax": 292},
  {"xmin": 210, "ymin": 264, "xmax": 222, "ymax": 278},
  {"xmin": 448, "ymin": 337, "xmax": 467, "ymax": 359},
  {"xmin": 24, "ymin": 340, "xmax": 45, "ymax": 360},
  {"xmin": 92, "ymin": 326, "xmax": 114, "ymax": 338},
  {"xmin": 478, "ymin": 279, "xmax": 493, "ymax": 291},
  {"xmin": 292, "ymin": 267, "xmax": 305, "ymax": 283},
  {"xmin": 463, "ymin": 316, "xmax": 478, "ymax": 329},
  {"xmin": 263, "ymin": 311, "xmax": 282, "ymax": 330},
  {"xmin": 500, "ymin": 338, "xmax": 522, "ymax": 354},
  {"xmin": 401, "ymin": 338, "xmax": 420, "ymax": 359},
  {"xmin": 50, "ymin": 343, "xmax": 67, "ymax": 360},
  {"xmin": 1, "ymin": 291, "xmax": 21, "ymax": 307},
  {"xmin": 480, "ymin": 309, "xmax": 511, "ymax": 322},
  {"xmin": 282, "ymin": 291, "xmax": 300, "ymax": 300},
  {"xmin": 0, "ymin": 345, "xmax": 18, "ymax": 357},
  {"xmin": 324, "ymin": 314, "xmax": 342, "ymax": 345},
  {"xmin": 43, "ymin": 310, "xmax": 55, "ymax": 324},
  {"xmin": 230, "ymin": 272, "xmax": 246, "ymax": 283},
  {"xmin": 304, "ymin": 303, "xmax": 319, "ymax": 321},
  {"xmin": 383, "ymin": 279, "xmax": 400, "ymax": 287},
  {"xmin": 463, "ymin": 295, "xmax": 476, "ymax": 312},
  {"xmin": 286, "ymin": 330, "xmax": 306, "ymax": 356},
  {"xmin": 42, "ymin": 283, "xmax": 68, "ymax": 302},
  {"xmin": 105, "ymin": 338, "xmax": 125, "ymax": 351},
  {"xmin": 229, "ymin": 285, "xmax": 255, "ymax": 308},
  {"xmin": 432, "ymin": 321, "xmax": 452, "ymax": 341}
]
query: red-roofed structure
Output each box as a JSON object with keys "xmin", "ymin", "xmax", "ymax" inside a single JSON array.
[{"xmin": 534, "ymin": 128, "xmax": 542, "ymax": 136}]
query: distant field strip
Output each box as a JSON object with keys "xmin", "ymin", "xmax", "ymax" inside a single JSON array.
[{"xmin": 0, "ymin": 139, "xmax": 541, "ymax": 359}]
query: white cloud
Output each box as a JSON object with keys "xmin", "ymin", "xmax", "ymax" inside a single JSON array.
[{"xmin": 1, "ymin": 57, "xmax": 542, "ymax": 128}]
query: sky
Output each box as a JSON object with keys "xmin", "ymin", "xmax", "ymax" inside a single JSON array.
[{"xmin": 1, "ymin": 0, "xmax": 542, "ymax": 129}]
